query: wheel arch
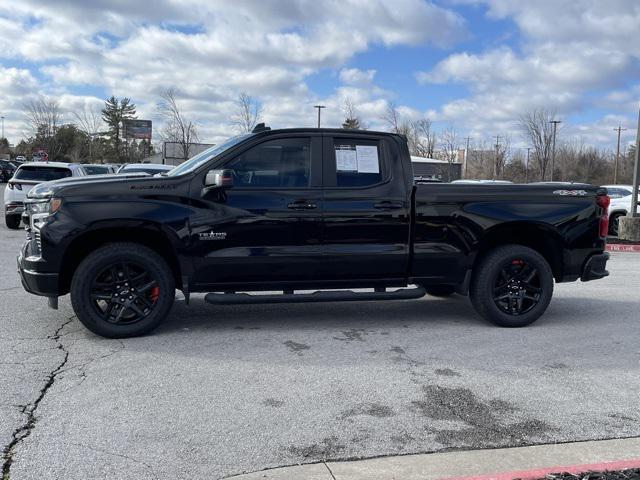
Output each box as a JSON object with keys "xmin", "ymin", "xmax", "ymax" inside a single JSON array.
[
  {"xmin": 473, "ymin": 222, "xmax": 564, "ymax": 281},
  {"xmin": 59, "ymin": 224, "xmax": 183, "ymax": 295}
]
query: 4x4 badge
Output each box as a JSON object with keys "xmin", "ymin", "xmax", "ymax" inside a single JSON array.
[{"xmin": 198, "ymin": 231, "xmax": 227, "ymax": 241}]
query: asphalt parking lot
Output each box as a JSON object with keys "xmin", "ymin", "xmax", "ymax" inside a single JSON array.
[{"xmin": 1, "ymin": 184, "xmax": 640, "ymax": 480}]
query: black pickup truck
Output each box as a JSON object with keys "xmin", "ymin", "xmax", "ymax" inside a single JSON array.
[{"xmin": 18, "ymin": 126, "xmax": 610, "ymax": 338}]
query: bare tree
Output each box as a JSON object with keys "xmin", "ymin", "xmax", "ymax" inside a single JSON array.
[
  {"xmin": 23, "ymin": 97, "xmax": 63, "ymax": 158},
  {"xmin": 341, "ymin": 97, "xmax": 362, "ymax": 129},
  {"xmin": 412, "ymin": 119, "xmax": 437, "ymax": 158},
  {"xmin": 72, "ymin": 104, "xmax": 104, "ymax": 163},
  {"xmin": 232, "ymin": 92, "xmax": 263, "ymax": 133},
  {"xmin": 493, "ymin": 134, "xmax": 511, "ymax": 179},
  {"xmin": 382, "ymin": 102, "xmax": 400, "ymax": 133},
  {"xmin": 158, "ymin": 88, "xmax": 199, "ymax": 162},
  {"xmin": 439, "ymin": 127, "xmax": 458, "ymax": 182},
  {"xmin": 519, "ymin": 108, "xmax": 558, "ymax": 181}
]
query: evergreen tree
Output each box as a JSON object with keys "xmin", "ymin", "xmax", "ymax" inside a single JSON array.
[
  {"xmin": 342, "ymin": 117, "xmax": 361, "ymax": 129},
  {"xmin": 101, "ymin": 96, "xmax": 137, "ymax": 162}
]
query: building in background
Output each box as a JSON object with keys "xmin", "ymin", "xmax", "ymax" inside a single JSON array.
[{"xmin": 411, "ymin": 156, "xmax": 462, "ymax": 181}]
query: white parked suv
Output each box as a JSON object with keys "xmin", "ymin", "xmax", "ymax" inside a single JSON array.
[
  {"xmin": 4, "ymin": 162, "xmax": 87, "ymax": 229},
  {"xmin": 602, "ymin": 185, "xmax": 640, "ymax": 236}
]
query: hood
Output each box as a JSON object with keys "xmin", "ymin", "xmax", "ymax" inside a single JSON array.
[{"xmin": 27, "ymin": 172, "xmax": 154, "ymax": 199}]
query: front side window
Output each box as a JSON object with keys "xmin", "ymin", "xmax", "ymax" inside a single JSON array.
[{"xmin": 226, "ymin": 138, "xmax": 311, "ymax": 188}]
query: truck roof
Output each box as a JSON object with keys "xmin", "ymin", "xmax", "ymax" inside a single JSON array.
[{"xmin": 252, "ymin": 127, "xmax": 403, "ymax": 138}]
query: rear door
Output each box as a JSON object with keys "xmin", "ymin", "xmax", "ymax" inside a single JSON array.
[{"xmin": 321, "ymin": 134, "xmax": 412, "ymax": 280}]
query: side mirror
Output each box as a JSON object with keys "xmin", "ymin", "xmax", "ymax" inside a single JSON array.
[{"xmin": 204, "ymin": 169, "xmax": 234, "ymax": 189}]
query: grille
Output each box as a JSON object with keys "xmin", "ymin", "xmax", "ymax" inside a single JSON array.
[{"xmin": 34, "ymin": 229, "xmax": 42, "ymax": 253}]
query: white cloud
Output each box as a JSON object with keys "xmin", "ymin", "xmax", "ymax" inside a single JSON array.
[
  {"xmin": 417, "ymin": 1, "xmax": 640, "ymax": 147},
  {"xmin": 0, "ymin": 0, "xmax": 467, "ymax": 143}
]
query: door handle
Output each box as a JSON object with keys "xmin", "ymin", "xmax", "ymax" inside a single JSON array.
[
  {"xmin": 288, "ymin": 200, "xmax": 317, "ymax": 210},
  {"xmin": 374, "ymin": 201, "xmax": 403, "ymax": 210}
]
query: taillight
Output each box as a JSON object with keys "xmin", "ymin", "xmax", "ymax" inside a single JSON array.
[{"xmin": 596, "ymin": 194, "xmax": 610, "ymax": 238}]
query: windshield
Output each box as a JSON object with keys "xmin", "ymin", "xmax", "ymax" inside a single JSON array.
[
  {"xmin": 166, "ymin": 133, "xmax": 253, "ymax": 177},
  {"xmin": 15, "ymin": 166, "xmax": 72, "ymax": 182}
]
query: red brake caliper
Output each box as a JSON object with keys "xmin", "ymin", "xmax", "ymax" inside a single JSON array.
[{"xmin": 150, "ymin": 286, "xmax": 160, "ymax": 304}]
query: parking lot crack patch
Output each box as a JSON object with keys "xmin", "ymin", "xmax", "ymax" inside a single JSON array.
[
  {"xmin": 323, "ymin": 462, "xmax": 337, "ymax": 479},
  {"xmin": 1, "ymin": 318, "xmax": 73, "ymax": 480}
]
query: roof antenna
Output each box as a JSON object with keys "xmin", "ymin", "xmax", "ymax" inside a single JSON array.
[{"xmin": 252, "ymin": 123, "xmax": 270, "ymax": 133}]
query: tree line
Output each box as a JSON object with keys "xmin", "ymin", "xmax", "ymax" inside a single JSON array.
[
  {"xmin": 3, "ymin": 91, "xmax": 636, "ymax": 185},
  {"xmin": 345, "ymin": 101, "xmax": 637, "ymax": 185}
]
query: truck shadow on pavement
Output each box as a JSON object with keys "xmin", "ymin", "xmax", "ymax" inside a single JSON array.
[{"xmin": 151, "ymin": 293, "xmax": 634, "ymax": 335}]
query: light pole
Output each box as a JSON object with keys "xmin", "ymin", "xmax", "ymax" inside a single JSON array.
[
  {"xmin": 549, "ymin": 120, "xmax": 561, "ymax": 181},
  {"xmin": 614, "ymin": 125, "xmax": 627, "ymax": 184},
  {"xmin": 494, "ymin": 135, "xmax": 501, "ymax": 179},
  {"xmin": 631, "ymin": 108, "xmax": 640, "ymax": 218},
  {"xmin": 464, "ymin": 136, "xmax": 471, "ymax": 178},
  {"xmin": 313, "ymin": 105, "xmax": 325, "ymax": 128}
]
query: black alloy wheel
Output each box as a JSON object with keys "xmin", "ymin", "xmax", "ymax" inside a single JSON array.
[
  {"xmin": 89, "ymin": 262, "xmax": 160, "ymax": 325},
  {"xmin": 492, "ymin": 259, "xmax": 541, "ymax": 316},
  {"xmin": 71, "ymin": 242, "xmax": 175, "ymax": 338}
]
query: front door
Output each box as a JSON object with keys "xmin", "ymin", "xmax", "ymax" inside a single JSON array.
[{"xmin": 190, "ymin": 134, "xmax": 324, "ymax": 287}]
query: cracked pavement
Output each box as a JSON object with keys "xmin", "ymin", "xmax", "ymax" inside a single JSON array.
[{"xmin": 2, "ymin": 184, "xmax": 640, "ymax": 479}]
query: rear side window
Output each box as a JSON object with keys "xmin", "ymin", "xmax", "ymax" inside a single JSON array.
[
  {"xmin": 607, "ymin": 188, "xmax": 631, "ymax": 198},
  {"xmin": 332, "ymin": 139, "xmax": 384, "ymax": 187},
  {"xmin": 14, "ymin": 167, "xmax": 72, "ymax": 181}
]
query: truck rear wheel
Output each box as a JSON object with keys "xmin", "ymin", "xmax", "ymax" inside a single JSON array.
[
  {"xmin": 470, "ymin": 245, "xmax": 553, "ymax": 328},
  {"xmin": 70, "ymin": 242, "xmax": 175, "ymax": 338}
]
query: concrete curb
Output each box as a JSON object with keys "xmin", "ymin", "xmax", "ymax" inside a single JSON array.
[
  {"xmin": 607, "ymin": 243, "xmax": 640, "ymax": 252},
  {"xmin": 227, "ymin": 437, "xmax": 640, "ymax": 480}
]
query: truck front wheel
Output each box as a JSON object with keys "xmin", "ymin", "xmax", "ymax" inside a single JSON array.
[
  {"xmin": 470, "ymin": 245, "xmax": 554, "ymax": 328},
  {"xmin": 70, "ymin": 242, "xmax": 175, "ymax": 338}
]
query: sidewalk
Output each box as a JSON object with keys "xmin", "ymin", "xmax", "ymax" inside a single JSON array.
[{"xmin": 228, "ymin": 437, "xmax": 640, "ymax": 480}]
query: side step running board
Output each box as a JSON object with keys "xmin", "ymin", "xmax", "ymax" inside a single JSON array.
[{"xmin": 204, "ymin": 286, "xmax": 426, "ymax": 305}]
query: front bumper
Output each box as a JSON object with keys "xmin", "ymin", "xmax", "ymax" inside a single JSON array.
[
  {"xmin": 17, "ymin": 250, "xmax": 60, "ymax": 297},
  {"xmin": 4, "ymin": 202, "xmax": 24, "ymax": 216},
  {"xmin": 581, "ymin": 252, "xmax": 610, "ymax": 282}
]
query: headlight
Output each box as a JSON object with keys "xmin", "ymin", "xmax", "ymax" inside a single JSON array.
[{"xmin": 26, "ymin": 198, "xmax": 62, "ymax": 216}]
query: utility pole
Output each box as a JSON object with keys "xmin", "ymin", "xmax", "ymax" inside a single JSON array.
[
  {"xmin": 494, "ymin": 135, "xmax": 501, "ymax": 179},
  {"xmin": 313, "ymin": 105, "xmax": 325, "ymax": 128},
  {"xmin": 614, "ymin": 125, "xmax": 627, "ymax": 184},
  {"xmin": 464, "ymin": 136, "xmax": 471, "ymax": 178},
  {"xmin": 549, "ymin": 120, "xmax": 561, "ymax": 181},
  {"xmin": 632, "ymin": 107, "xmax": 640, "ymax": 217},
  {"xmin": 525, "ymin": 147, "xmax": 531, "ymax": 183},
  {"xmin": 1, "ymin": 115, "xmax": 4, "ymax": 140}
]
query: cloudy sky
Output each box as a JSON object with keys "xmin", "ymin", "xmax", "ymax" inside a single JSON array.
[{"xmin": 0, "ymin": 0, "xmax": 638, "ymax": 150}]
